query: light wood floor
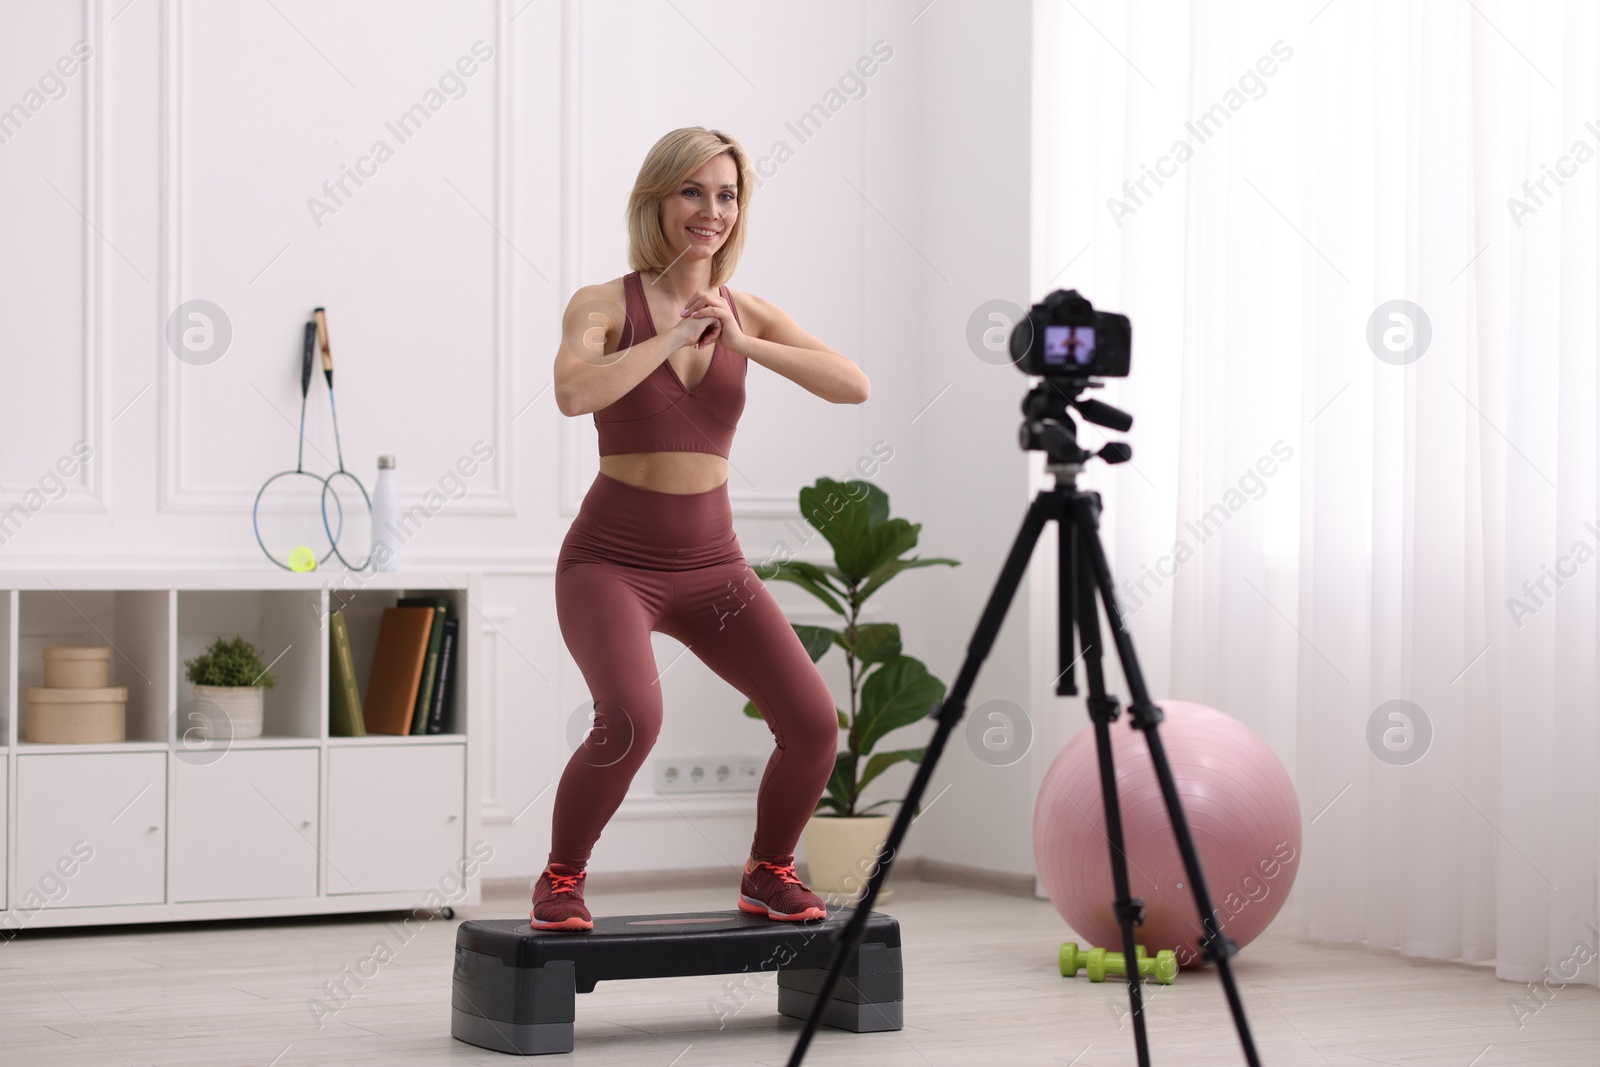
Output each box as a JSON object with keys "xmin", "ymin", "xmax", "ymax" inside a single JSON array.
[{"xmin": 2, "ymin": 876, "xmax": 1595, "ymax": 1065}]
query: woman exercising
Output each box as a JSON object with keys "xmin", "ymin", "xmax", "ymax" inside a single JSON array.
[{"xmin": 534, "ymin": 127, "xmax": 871, "ymax": 931}]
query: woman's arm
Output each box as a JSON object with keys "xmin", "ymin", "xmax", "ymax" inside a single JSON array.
[
  {"xmin": 553, "ymin": 283, "xmax": 712, "ymax": 417},
  {"xmin": 720, "ymin": 291, "xmax": 869, "ymax": 405}
]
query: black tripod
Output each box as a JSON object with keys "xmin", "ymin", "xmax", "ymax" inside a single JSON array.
[{"xmin": 785, "ymin": 381, "xmax": 1261, "ymax": 1067}]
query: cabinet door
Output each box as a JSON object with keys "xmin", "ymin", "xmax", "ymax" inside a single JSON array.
[
  {"xmin": 17, "ymin": 753, "xmax": 167, "ymax": 909},
  {"xmin": 327, "ymin": 745, "xmax": 464, "ymax": 894},
  {"xmin": 173, "ymin": 748, "xmax": 319, "ymax": 902}
]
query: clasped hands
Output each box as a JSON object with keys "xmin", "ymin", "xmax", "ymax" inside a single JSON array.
[{"xmin": 672, "ymin": 289, "xmax": 746, "ymax": 352}]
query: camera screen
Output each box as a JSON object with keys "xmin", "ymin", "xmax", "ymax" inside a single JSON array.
[{"xmin": 1044, "ymin": 324, "xmax": 1096, "ymax": 366}]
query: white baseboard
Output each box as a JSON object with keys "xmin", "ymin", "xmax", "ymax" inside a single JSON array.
[{"xmin": 485, "ymin": 855, "xmax": 1039, "ymax": 898}]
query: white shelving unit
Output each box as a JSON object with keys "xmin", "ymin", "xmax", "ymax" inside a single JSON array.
[{"xmin": 0, "ymin": 570, "xmax": 483, "ymax": 929}]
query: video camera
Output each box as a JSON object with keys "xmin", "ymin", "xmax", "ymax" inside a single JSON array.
[{"xmin": 1009, "ymin": 289, "xmax": 1131, "ymax": 379}]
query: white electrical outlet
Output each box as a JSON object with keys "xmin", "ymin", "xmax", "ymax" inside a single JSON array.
[
  {"xmin": 734, "ymin": 755, "xmax": 761, "ymax": 787},
  {"xmin": 654, "ymin": 754, "xmax": 764, "ymax": 793}
]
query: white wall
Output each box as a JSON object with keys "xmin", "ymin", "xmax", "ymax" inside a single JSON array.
[
  {"xmin": 908, "ymin": 1, "xmax": 1040, "ymax": 880},
  {"xmin": 0, "ymin": 0, "xmax": 1039, "ymax": 884}
]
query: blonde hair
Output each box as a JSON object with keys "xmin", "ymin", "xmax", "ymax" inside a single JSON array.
[{"xmin": 626, "ymin": 127, "xmax": 752, "ymax": 289}]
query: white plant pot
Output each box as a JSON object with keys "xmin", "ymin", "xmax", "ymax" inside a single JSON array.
[
  {"xmin": 189, "ymin": 684, "xmax": 265, "ymax": 740},
  {"xmin": 801, "ymin": 813, "xmax": 895, "ymax": 905}
]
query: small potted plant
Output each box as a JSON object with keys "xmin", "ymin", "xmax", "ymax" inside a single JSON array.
[
  {"xmin": 184, "ymin": 636, "xmax": 276, "ymax": 740},
  {"xmin": 741, "ymin": 477, "xmax": 958, "ymax": 903}
]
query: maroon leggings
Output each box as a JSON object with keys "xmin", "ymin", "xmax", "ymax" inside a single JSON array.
[{"xmin": 549, "ymin": 471, "xmax": 838, "ymax": 871}]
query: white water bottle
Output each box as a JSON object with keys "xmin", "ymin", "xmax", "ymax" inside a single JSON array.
[{"xmin": 371, "ymin": 455, "xmax": 401, "ymax": 571}]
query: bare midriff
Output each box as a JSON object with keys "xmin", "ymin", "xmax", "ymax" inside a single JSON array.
[{"xmin": 599, "ymin": 452, "xmax": 728, "ymax": 494}]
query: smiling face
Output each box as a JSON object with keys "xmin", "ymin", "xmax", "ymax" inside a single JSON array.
[{"xmin": 658, "ymin": 152, "xmax": 740, "ymax": 271}]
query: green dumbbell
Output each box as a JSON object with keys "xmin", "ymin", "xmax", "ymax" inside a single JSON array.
[{"xmin": 1058, "ymin": 941, "xmax": 1178, "ymax": 985}]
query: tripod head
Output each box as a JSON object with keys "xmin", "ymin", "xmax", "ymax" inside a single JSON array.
[{"xmin": 1019, "ymin": 378, "xmax": 1135, "ymax": 484}]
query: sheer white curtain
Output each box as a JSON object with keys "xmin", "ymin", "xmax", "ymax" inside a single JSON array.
[{"xmin": 1034, "ymin": 0, "xmax": 1598, "ymax": 985}]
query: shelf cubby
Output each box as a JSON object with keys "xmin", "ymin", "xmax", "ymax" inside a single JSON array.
[
  {"xmin": 332, "ymin": 585, "xmax": 467, "ymax": 737},
  {"xmin": 1, "ymin": 590, "xmax": 14, "ymax": 746},
  {"xmin": 16, "ymin": 589, "xmax": 171, "ymax": 744},
  {"xmin": 175, "ymin": 589, "xmax": 322, "ymax": 741}
]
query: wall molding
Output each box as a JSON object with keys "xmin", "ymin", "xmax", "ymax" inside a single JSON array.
[
  {"xmin": 556, "ymin": 0, "xmax": 584, "ymax": 517},
  {"xmin": 549, "ymin": 0, "xmax": 809, "ymax": 524},
  {"xmin": 614, "ymin": 793, "xmax": 753, "ymax": 821},
  {"xmin": 490, "ymin": 0, "xmax": 515, "ymax": 517},
  {"xmin": 477, "ymin": 604, "xmax": 516, "ymax": 825},
  {"xmin": 156, "ymin": 0, "xmax": 516, "ymax": 515},
  {"xmin": 3, "ymin": 0, "xmax": 109, "ymax": 512},
  {"xmin": 80, "ymin": 0, "xmax": 106, "ymax": 509},
  {"xmin": 0, "ymin": 549, "xmax": 862, "ymax": 574}
]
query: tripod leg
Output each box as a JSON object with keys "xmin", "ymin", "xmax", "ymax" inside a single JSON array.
[
  {"xmin": 1068, "ymin": 516, "xmax": 1151, "ymax": 1067},
  {"xmin": 783, "ymin": 491, "xmax": 1060, "ymax": 1067},
  {"xmin": 1072, "ymin": 492, "xmax": 1263, "ymax": 1067}
]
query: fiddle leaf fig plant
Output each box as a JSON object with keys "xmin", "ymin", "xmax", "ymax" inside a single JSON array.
[{"xmin": 742, "ymin": 477, "xmax": 959, "ymax": 818}]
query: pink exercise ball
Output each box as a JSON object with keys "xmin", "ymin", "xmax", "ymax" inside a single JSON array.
[{"xmin": 1033, "ymin": 699, "xmax": 1300, "ymax": 967}]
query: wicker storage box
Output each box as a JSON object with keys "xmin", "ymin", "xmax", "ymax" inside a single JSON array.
[
  {"xmin": 42, "ymin": 646, "xmax": 113, "ymax": 688},
  {"xmin": 26, "ymin": 686, "xmax": 127, "ymax": 743}
]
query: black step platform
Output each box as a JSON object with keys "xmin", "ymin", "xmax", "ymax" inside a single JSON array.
[{"xmin": 451, "ymin": 909, "xmax": 903, "ymax": 1055}]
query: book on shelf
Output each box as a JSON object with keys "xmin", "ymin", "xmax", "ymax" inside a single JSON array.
[
  {"xmin": 328, "ymin": 610, "xmax": 366, "ymax": 737},
  {"xmin": 397, "ymin": 596, "xmax": 450, "ymax": 736},
  {"xmin": 362, "ymin": 605, "xmax": 435, "ymax": 734},
  {"xmin": 426, "ymin": 616, "xmax": 459, "ymax": 734}
]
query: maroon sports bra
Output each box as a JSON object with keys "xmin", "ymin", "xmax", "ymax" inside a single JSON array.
[{"xmin": 592, "ymin": 271, "xmax": 748, "ymax": 458}]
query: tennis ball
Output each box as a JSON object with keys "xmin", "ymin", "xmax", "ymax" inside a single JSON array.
[{"xmin": 287, "ymin": 545, "xmax": 317, "ymax": 572}]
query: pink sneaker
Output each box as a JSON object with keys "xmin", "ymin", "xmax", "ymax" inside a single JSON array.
[
  {"xmin": 530, "ymin": 863, "xmax": 593, "ymax": 931},
  {"xmin": 738, "ymin": 856, "xmax": 828, "ymax": 921}
]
